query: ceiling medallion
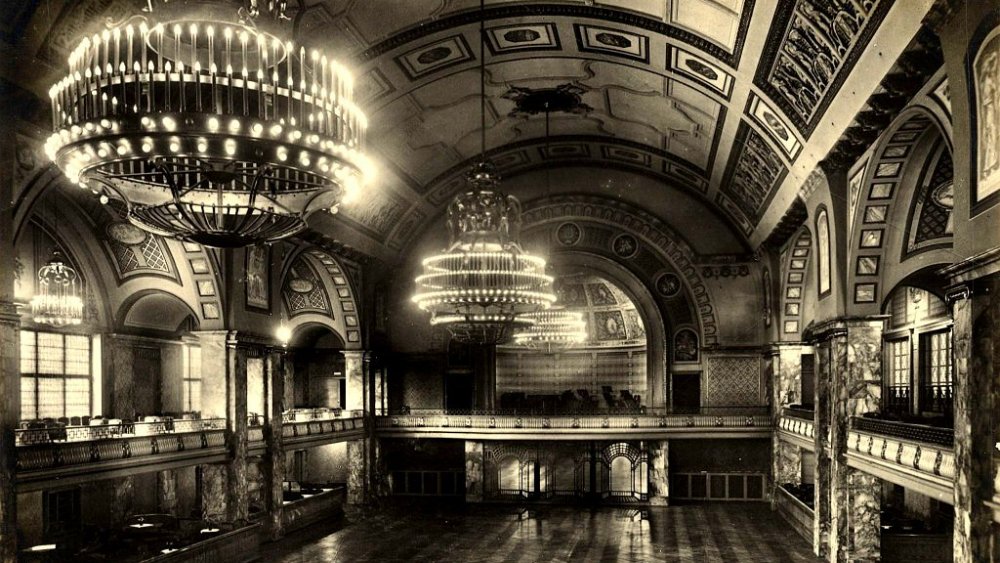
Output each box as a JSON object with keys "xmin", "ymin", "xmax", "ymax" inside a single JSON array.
[
  {"xmin": 31, "ymin": 250, "xmax": 85, "ymax": 326},
  {"xmin": 412, "ymin": 161, "xmax": 557, "ymax": 344},
  {"xmin": 44, "ymin": 0, "xmax": 373, "ymax": 247},
  {"xmin": 511, "ymin": 307, "xmax": 587, "ymax": 351}
]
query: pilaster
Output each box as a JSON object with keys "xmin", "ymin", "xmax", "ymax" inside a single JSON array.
[
  {"xmin": 947, "ymin": 278, "xmax": 997, "ymax": 562},
  {"xmin": 263, "ymin": 350, "xmax": 286, "ymax": 539},
  {"xmin": 157, "ymin": 470, "xmax": 178, "ymax": 515},
  {"xmin": 0, "ymin": 303, "xmax": 20, "ymax": 563},
  {"xmin": 343, "ymin": 350, "xmax": 365, "ymax": 413}
]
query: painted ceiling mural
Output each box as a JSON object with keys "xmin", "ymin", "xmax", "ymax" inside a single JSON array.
[{"xmin": 12, "ymin": 0, "xmax": 915, "ymax": 259}]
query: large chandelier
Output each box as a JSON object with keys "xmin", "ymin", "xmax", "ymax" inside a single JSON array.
[
  {"xmin": 31, "ymin": 250, "xmax": 84, "ymax": 327},
  {"xmin": 412, "ymin": 162, "xmax": 556, "ymax": 343},
  {"xmin": 511, "ymin": 307, "xmax": 587, "ymax": 351},
  {"xmin": 44, "ymin": 0, "xmax": 373, "ymax": 247}
]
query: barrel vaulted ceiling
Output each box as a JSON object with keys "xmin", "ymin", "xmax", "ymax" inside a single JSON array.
[{"xmin": 7, "ymin": 0, "xmax": 936, "ymax": 261}]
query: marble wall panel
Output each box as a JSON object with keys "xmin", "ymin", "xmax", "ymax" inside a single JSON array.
[
  {"xmin": 465, "ymin": 441, "xmax": 485, "ymax": 503},
  {"xmin": 648, "ymin": 441, "xmax": 669, "ymax": 506},
  {"xmin": 347, "ymin": 439, "xmax": 367, "ymax": 505}
]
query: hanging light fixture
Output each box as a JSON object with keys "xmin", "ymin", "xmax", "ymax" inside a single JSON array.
[
  {"xmin": 511, "ymin": 307, "xmax": 587, "ymax": 351},
  {"xmin": 43, "ymin": 0, "xmax": 373, "ymax": 248},
  {"xmin": 411, "ymin": 0, "xmax": 556, "ymax": 343},
  {"xmin": 31, "ymin": 250, "xmax": 84, "ymax": 327}
]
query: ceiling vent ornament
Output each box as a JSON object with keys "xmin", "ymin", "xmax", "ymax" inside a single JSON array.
[
  {"xmin": 511, "ymin": 307, "xmax": 587, "ymax": 351},
  {"xmin": 31, "ymin": 250, "xmax": 84, "ymax": 327},
  {"xmin": 44, "ymin": 0, "xmax": 373, "ymax": 247}
]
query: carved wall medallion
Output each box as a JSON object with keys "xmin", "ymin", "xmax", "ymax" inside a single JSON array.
[
  {"xmin": 611, "ymin": 233, "xmax": 639, "ymax": 258},
  {"xmin": 655, "ymin": 273, "xmax": 681, "ymax": 298},
  {"xmin": 556, "ymin": 222, "xmax": 582, "ymax": 246},
  {"xmin": 106, "ymin": 221, "xmax": 148, "ymax": 245}
]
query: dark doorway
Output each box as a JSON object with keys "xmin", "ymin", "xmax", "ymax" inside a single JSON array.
[
  {"xmin": 801, "ymin": 354, "xmax": 815, "ymax": 408},
  {"xmin": 445, "ymin": 373, "xmax": 474, "ymax": 411},
  {"xmin": 671, "ymin": 373, "xmax": 701, "ymax": 413}
]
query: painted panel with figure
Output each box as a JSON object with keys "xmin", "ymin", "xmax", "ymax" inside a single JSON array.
[
  {"xmin": 974, "ymin": 26, "xmax": 1000, "ymax": 209},
  {"xmin": 245, "ymin": 245, "xmax": 270, "ymax": 311}
]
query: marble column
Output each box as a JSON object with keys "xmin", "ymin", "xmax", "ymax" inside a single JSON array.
[
  {"xmin": 106, "ymin": 336, "xmax": 137, "ymax": 525},
  {"xmin": 110, "ymin": 476, "xmax": 135, "ymax": 527},
  {"xmin": 343, "ymin": 350, "xmax": 365, "ymax": 413},
  {"xmin": 810, "ymin": 318, "xmax": 884, "ymax": 563},
  {"xmin": 775, "ymin": 441, "xmax": 803, "ymax": 487},
  {"xmin": 648, "ymin": 441, "xmax": 669, "ymax": 506},
  {"xmin": 201, "ymin": 463, "xmax": 229, "ymax": 522},
  {"xmin": 263, "ymin": 351, "xmax": 286, "ymax": 539},
  {"xmin": 0, "ymin": 302, "xmax": 19, "ymax": 563},
  {"xmin": 948, "ymin": 280, "xmax": 996, "ymax": 562},
  {"xmin": 770, "ymin": 344, "xmax": 807, "ymax": 506},
  {"xmin": 197, "ymin": 331, "xmax": 249, "ymax": 524},
  {"xmin": 158, "ymin": 469, "xmax": 179, "ymax": 515},
  {"xmin": 107, "ymin": 335, "xmax": 136, "ymax": 419},
  {"xmin": 813, "ymin": 337, "xmax": 833, "ymax": 558},
  {"xmin": 346, "ymin": 438, "xmax": 368, "ymax": 505},
  {"xmin": 465, "ymin": 441, "xmax": 485, "ymax": 502}
]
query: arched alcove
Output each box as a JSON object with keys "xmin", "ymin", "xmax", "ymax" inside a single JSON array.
[{"xmin": 288, "ymin": 323, "xmax": 347, "ymax": 411}]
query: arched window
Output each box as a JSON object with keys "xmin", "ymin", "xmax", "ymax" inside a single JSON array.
[{"xmin": 816, "ymin": 208, "xmax": 831, "ymax": 297}]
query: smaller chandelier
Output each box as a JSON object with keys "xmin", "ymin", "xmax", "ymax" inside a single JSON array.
[
  {"xmin": 511, "ymin": 307, "xmax": 587, "ymax": 350},
  {"xmin": 412, "ymin": 161, "xmax": 556, "ymax": 344},
  {"xmin": 31, "ymin": 250, "xmax": 84, "ymax": 326}
]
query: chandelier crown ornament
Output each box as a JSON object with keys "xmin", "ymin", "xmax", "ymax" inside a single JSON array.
[
  {"xmin": 44, "ymin": 0, "xmax": 372, "ymax": 247},
  {"xmin": 30, "ymin": 250, "xmax": 85, "ymax": 327}
]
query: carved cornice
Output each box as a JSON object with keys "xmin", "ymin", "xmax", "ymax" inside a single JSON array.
[
  {"xmin": 802, "ymin": 315, "xmax": 889, "ymax": 343},
  {"xmin": 938, "ymin": 246, "xmax": 1000, "ymax": 285}
]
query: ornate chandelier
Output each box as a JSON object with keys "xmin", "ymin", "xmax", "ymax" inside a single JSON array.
[
  {"xmin": 511, "ymin": 307, "xmax": 587, "ymax": 351},
  {"xmin": 412, "ymin": 162, "xmax": 556, "ymax": 343},
  {"xmin": 44, "ymin": 0, "xmax": 373, "ymax": 247},
  {"xmin": 31, "ymin": 250, "xmax": 84, "ymax": 327}
]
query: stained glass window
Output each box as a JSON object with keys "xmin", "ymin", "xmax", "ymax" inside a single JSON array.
[{"xmin": 20, "ymin": 330, "xmax": 92, "ymax": 420}]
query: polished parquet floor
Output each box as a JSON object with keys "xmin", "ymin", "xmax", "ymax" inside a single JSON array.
[{"xmin": 264, "ymin": 501, "xmax": 821, "ymax": 562}]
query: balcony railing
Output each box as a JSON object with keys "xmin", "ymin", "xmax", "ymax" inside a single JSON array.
[
  {"xmin": 851, "ymin": 417, "xmax": 954, "ymax": 447},
  {"xmin": 847, "ymin": 416, "xmax": 954, "ymax": 499},
  {"xmin": 16, "ymin": 419, "xmax": 228, "ymax": 475},
  {"xmin": 783, "ymin": 406, "xmax": 814, "ymax": 421},
  {"xmin": 376, "ymin": 407, "xmax": 770, "ymax": 435}
]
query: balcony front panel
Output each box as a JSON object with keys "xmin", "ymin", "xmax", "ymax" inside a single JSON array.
[
  {"xmin": 375, "ymin": 410, "xmax": 771, "ymax": 440},
  {"xmin": 846, "ymin": 417, "xmax": 955, "ymax": 503},
  {"xmin": 777, "ymin": 410, "xmax": 816, "ymax": 452}
]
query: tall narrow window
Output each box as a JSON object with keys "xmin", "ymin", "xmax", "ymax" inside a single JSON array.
[
  {"xmin": 816, "ymin": 208, "xmax": 831, "ymax": 296},
  {"xmin": 182, "ymin": 345, "xmax": 202, "ymax": 413},
  {"xmin": 921, "ymin": 329, "xmax": 953, "ymax": 415},
  {"xmin": 886, "ymin": 338, "xmax": 911, "ymax": 414},
  {"xmin": 20, "ymin": 330, "xmax": 92, "ymax": 420}
]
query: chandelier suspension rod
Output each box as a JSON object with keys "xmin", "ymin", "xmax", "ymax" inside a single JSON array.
[{"xmin": 479, "ymin": 0, "xmax": 486, "ymax": 160}]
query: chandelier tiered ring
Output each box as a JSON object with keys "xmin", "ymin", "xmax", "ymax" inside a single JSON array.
[
  {"xmin": 44, "ymin": 1, "xmax": 373, "ymax": 247},
  {"xmin": 412, "ymin": 162, "xmax": 556, "ymax": 343}
]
